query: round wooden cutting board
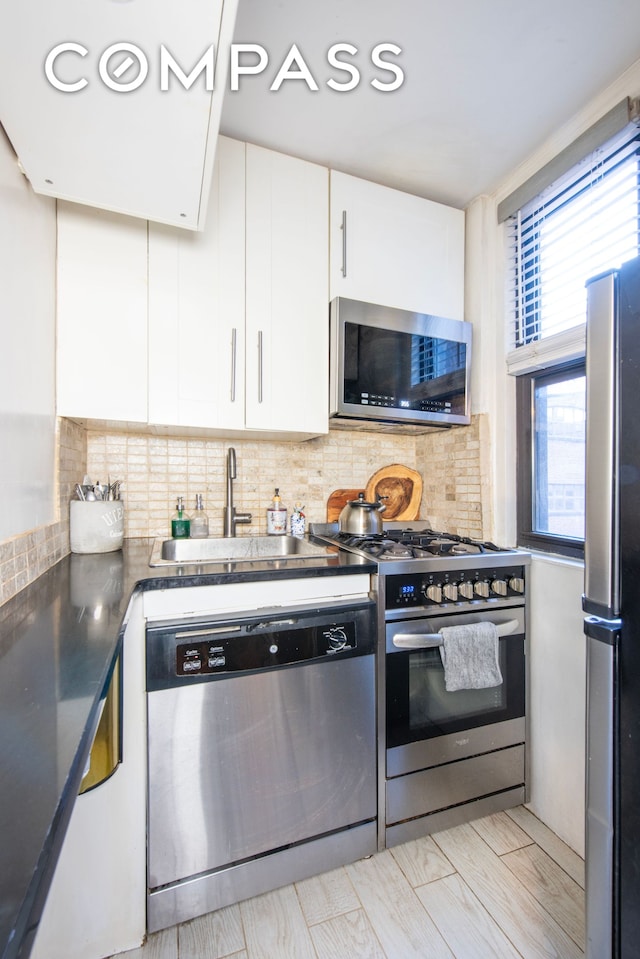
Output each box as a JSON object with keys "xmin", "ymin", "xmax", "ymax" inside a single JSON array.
[{"xmin": 365, "ymin": 464, "xmax": 422, "ymax": 521}]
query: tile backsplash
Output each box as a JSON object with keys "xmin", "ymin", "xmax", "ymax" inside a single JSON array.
[
  {"xmin": 415, "ymin": 414, "xmax": 489, "ymax": 539},
  {"xmin": 86, "ymin": 429, "xmax": 417, "ymax": 539},
  {"xmin": 85, "ymin": 417, "xmax": 489, "ymax": 541},
  {"xmin": 0, "ymin": 414, "xmax": 489, "ymax": 607}
]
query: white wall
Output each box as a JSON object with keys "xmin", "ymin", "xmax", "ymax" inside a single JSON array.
[
  {"xmin": 464, "ymin": 193, "xmax": 516, "ymax": 548},
  {"xmin": 0, "ymin": 125, "xmax": 57, "ymax": 539},
  {"xmin": 527, "ymin": 555, "xmax": 586, "ymax": 855}
]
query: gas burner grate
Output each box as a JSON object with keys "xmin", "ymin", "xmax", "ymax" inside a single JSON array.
[
  {"xmin": 336, "ymin": 534, "xmax": 402, "ymax": 557},
  {"xmin": 380, "ymin": 528, "xmax": 502, "ymax": 555},
  {"xmin": 309, "ymin": 523, "xmax": 511, "ymax": 562}
]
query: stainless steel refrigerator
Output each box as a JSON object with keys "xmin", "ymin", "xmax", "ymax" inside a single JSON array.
[{"xmin": 584, "ymin": 252, "xmax": 640, "ymax": 959}]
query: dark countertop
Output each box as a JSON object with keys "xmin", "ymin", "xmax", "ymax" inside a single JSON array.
[{"xmin": 0, "ymin": 537, "xmax": 374, "ymax": 959}]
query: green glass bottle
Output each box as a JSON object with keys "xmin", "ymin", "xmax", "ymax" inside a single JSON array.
[{"xmin": 171, "ymin": 496, "xmax": 191, "ymax": 539}]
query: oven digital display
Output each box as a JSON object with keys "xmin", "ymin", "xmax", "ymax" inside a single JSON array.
[{"xmin": 390, "ymin": 575, "xmax": 423, "ymax": 606}]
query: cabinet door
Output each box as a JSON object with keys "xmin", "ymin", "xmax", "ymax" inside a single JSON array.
[
  {"xmin": 57, "ymin": 203, "xmax": 148, "ymax": 422},
  {"xmin": 148, "ymin": 137, "xmax": 246, "ymax": 431},
  {"xmin": 245, "ymin": 146, "xmax": 329, "ymax": 434},
  {"xmin": 1, "ymin": 0, "xmax": 238, "ymax": 231},
  {"xmin": 329, "ymin": 171, "xmax": 465, "ymax": 320},
  {"xmin": 30, "ymin": 597, "xmax": 147, "ymax": 959}
]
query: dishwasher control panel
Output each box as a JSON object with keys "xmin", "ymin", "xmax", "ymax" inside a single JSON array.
[
  {"xmin": 175, "ymin": 621, "xmax": 359, "ymax": 676},
  {"xmin": 146, "ymin": 600, "xmax": 376, "ymax": 690}
]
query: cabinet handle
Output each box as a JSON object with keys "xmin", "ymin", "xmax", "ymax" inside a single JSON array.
[
  {"xmin": 258, "ymin": 330, "xmax": 263, "ymax": 404},
  {"xmin": 341, "ymin": 210, "xmax": 347, "ymax": 277},
  {"xmin": 230, "ymin": 327, "xmax": 237, "ymax": 403}
]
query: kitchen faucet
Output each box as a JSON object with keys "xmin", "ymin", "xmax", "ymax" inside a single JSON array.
[{"xmin": 223, "ymin": 448, "xmax": 252, "ymax": 537}]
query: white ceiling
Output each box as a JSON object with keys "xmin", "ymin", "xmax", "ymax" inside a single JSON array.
[{"xmin": 220, "ymin": 0, "xmax": 640, "ymax": 210}]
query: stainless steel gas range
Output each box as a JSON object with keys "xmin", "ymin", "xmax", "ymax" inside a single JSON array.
[{"xmin": 310, "ymin": 521, "xmax": 530, "ymax": 849}]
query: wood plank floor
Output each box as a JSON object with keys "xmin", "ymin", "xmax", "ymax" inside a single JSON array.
[{"xmin": 112, "ymin": 807, "xmax": 584, "ymax": 959}]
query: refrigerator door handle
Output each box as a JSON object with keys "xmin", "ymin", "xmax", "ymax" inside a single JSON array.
[
  {"xmin": 584, "ymin": 271, "xmax": 620, "ymax": 619},
  {"xmin": 584, "ymin": 616, "xmax": 620, "ymax": 959}
]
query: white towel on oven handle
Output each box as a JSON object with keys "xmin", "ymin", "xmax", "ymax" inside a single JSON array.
[{"xmin": 438, "ymin": 621, "xmax": 503, "ymax": 692}]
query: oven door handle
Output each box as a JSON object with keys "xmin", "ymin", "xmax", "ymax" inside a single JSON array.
[{"xmin": 391, "ymin": 619, "xmax": 520, "ymax": 649}]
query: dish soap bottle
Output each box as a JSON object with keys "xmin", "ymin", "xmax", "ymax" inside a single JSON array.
[
  {"xmin": 190, "ymin": 493, "xmax": 209, "ymax": 538},
  {"xmin": 266, "ymin": 488, "xmax": 287, "ymax": 535},
  {"xmin": 171, "ymin": 496, "xmax": 191, "ymax": 539},
  {"xmin": 290, "ymin": 502, "xmax": 306, "ymax": 536}
]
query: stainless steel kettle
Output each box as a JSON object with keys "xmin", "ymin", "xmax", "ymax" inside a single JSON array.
[{"xmin": 338, "ymin": 492, "xmax": 387, "ymax": 535}]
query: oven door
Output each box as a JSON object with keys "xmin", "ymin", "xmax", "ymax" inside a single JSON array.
[{"xmin": 385, "ymin": 607, "xmax": 525, "ymax": 777}]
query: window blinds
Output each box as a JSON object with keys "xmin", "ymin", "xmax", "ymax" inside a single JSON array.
[{"xmin": 505, "ymin": 124, "xmax": 640, "ymax": 366}]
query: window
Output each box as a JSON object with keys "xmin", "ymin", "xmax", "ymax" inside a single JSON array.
[
  {"xmin": 517, "ymin": 362, "xmax": 586, "ymax": 557},
  {"xmin": 512, "ymin": 142, "xmax": 640, "ymax": 349},
  {"xmin": 506, "ymin": 114, "xmax": 640, "ymax": 555},
  {"xmin": 503, "ymin": 121, "xmax": 640, "ymax": 387}
]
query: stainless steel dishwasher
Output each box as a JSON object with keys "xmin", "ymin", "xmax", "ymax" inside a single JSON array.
[{"xmin": 145, "ymin": 597, "xmax": 377, "ymax": 932}]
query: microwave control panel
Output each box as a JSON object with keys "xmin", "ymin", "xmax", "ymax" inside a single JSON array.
[{"xmin": 358, "ymin": 392, "xmax": 453, "ymax": 414}]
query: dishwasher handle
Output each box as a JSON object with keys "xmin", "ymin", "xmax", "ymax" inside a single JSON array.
[
  {"xmin": 392, "ymin": 618, "xmax": 519, "ymax": 650},
  {"xmin": 246, "ymin": 618, "xmax": 297, "ymax": 632}
]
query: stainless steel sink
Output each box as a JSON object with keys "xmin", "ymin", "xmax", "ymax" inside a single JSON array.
[{"xmin": 149, "ymin": 535, "xmax": 332, "ymax": 567}]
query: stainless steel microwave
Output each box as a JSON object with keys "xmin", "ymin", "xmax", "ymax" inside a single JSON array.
[{"xmin": 329, "ymin": 297, "xmax": 472, "ymax": 430}]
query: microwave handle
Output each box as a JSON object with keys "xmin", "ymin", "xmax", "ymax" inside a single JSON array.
[{"xmin": 392, "ymin": 618, "xmax": 519, "ymax": 649}]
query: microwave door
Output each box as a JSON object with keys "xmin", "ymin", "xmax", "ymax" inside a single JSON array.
[
  {"xmin": 344, "ymin": 325, "xmax": 411, "ymax": 404},
  {"xmin": 330, "ymin": 297, "xmax": 472, "ymax": 428}
]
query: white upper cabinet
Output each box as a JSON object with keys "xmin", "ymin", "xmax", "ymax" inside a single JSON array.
[
  {"xmin": 56, "ymin": 202, "xmax": 148, "ymax": 423},
  {"xmin": 244, "ymin": 145, "xmax": 329, "ymax": 435},
  {"xmin": 0, "ymin": 0, "xmax": 238, "ymax": 231},
  {"xmin": 57, "ymin": 137, "xmax": 329, "ymax": 438},
  {"xmin": 329, "ymin": 171, "xmax": 465, "ymax": 319},
  {"xmin": 148, "ymin": 137, "xmax": 246, "ymax": 432},
  {"xmin": 148, "ymin": 139, "xmax": 329, "ymax": 438}
]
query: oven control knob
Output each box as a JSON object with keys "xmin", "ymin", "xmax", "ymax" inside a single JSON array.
[
  {"xmin": 442, "ymin": 583, "xmax": 458, "ymax": 602},
  {"xmin": 425, "ymin": 584, "xmax": 443, "ymax": 603},
  {"xmin": 459, "ymin": 581, "xmax": 474, "ymax": 600},
  {"xmin": 474, "ymin": 581, "xmax": 490, "ymax": 599},
  {"xmin": 491, "ymin": 579, "xmax": 508, "ymax": 597},
  {"xmin": 509, "ymin": 577, "xmax": 525, "ymax": 594}
]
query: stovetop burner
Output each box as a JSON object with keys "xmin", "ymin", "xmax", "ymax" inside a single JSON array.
[{"xmin": 332, "ymin": 527, "xmax": 503, "ymax": 560}]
